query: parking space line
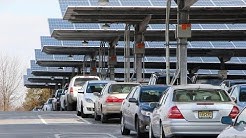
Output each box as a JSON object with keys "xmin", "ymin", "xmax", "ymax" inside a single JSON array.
[
  {"xmin": 38, "ymin": 115, "xmax": 47, "ymax": 125},
  {"xmin": 54, "ymin": 133, "xmax": 117, "ymax": 138},
  {"xmin": 74, "ymin": 115, "xmax": 92, "ymax": 124}
]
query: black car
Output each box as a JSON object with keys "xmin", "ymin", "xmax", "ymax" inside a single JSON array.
[{"xmin": 120, "ymin": 85, "xmax": 169, "ymax": 138}]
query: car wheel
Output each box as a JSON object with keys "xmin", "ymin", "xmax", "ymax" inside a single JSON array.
[
  {"xmin": 149, "ymin": 123, "xmax": 156, "ymax": 138},
  {"xmin": 94, "ymin": 105, "xmax": 100, "ymax": 121},
  {"xmin": 77, "ymin": 108, "xmax": 81, "ymax": 116},
  {"xmin": 81, "ymin": 105, "xmax": 88, "ymax": 118},
  {"xmin": 101, "ymin": 113, "xmax": 108, "ymax": 123},
  {"xmin": 120, "ymin": 115, "xmax": 130, "ymax": 135},
  {"xmin": 160, "ymin": 124, "xmax": 166, "ymax": 138},
  {"xmin": 136, "ymin": 118, "xmax": 145, "ymax": 138}
]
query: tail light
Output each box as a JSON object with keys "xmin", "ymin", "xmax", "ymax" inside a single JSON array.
[
  {"xmin": 229, "ymin": 106, "xmax": 239, "ymax": 119},
  {"xmin": 106, "ymin": 96, "xmax": 124, "ymax": 103},
  {"xmin": 168, "ymin": 106, "xmax": 184, "ymax": 119},
  {"xmin": 70, "ymin": 87, "xmax": 73, "ymax": 93}
]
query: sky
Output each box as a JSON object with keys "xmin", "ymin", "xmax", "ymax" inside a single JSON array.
[{"xmin": 0, "ymin": 0, "xmax": 61, "ymax": 70}]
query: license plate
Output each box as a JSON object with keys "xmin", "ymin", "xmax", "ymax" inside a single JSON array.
[{"xmin": 198, "ymin": 111, "xmax": 213, "ymax": 119}]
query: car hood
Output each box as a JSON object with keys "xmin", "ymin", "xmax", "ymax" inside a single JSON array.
[
  {"xmin": 218, "ymin": 125, "xmax": 246, "ymax": 138},
  {"xmin": 140, "ymin": 102, "xmax": 157, "ymax": 112},
  {"xmin": 84, "ymin": 93, "xmax": 96, "ymax": 102}
]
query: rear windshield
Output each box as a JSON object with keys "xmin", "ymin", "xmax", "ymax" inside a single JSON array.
[
  {"xmin": 140, "ymin": 87, "xmax": 168, "ymax": 102},
  {"xmin": 74, "ymin": 78, "xmax": 99, "ymax": 86},
  {"xmin": 239, "ymin": 86, "xmax": 246, "ymax": 102},
  {"xmin": 173, "ymin": 89, "xmax": 231, "ymax": 102},
  {"xmin": 86, "ymin": 83, "xmax": 107, "ymax": 93},
  {"xmin": 109, "ymin": 84, "xmax": 138, "ymax": 94}
]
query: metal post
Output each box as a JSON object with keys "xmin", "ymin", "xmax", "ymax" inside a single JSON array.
[
  {"xmin": 90, "ymin": 55, "xmax": 97, "ymax": 76},
  {"xmin": 134, "ymin": 24, "xmax": 145, "ymax": 83},
  {"xmin": 177, "ymin": 0, "xmax": 189, "ymax": 85},
  {"xmin": 108, "ymin": 43, "xmax": 116, "ymax": 80},
  {"xmin": 124, "ymin": 24, "xmax": 131, "ymax": 82},
  {"xmin": 166, "ymin": 0, "xmax": 171, "ymax": 85}
]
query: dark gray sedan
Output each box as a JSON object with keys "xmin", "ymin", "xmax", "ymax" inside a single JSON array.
[{"xmin": 120, "ymin": 85, "xmax": 169, "ymax": 138}]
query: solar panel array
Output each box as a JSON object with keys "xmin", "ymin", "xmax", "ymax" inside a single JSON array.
[
  {"xmin": 26, "ymin": 0, "xmax": 246, "ymax": 86},
  {"xmin": 58, "ymin": 0, "xmax": 246, "ymax": 16},
  {"xmin": 30, "ymin": 60, "xmax": 75, "ymax": 72}
]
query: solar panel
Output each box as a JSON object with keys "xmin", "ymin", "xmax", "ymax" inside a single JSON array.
[
  {"xmin": 210, "ymin": 41, "xmax": 235, "ymax": 48},
  {"xmin": 201, "ymin": 57, "xmax": 219, "ymax": 63},
  {"xmin": 189, "ymin": 41, "xmax": 213, "ymax": 48},
  {"xmin": 232, "ymin": 41, "xmax": 246, "ymax": 48},
  {"xmin": 227, "ymin": 57, "xmax": 241, "ymax": 63}
]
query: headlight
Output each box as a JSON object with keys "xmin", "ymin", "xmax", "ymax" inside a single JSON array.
[
  {"xmin": 85, "ymin": 98, "xmax": 94, "ymax": 103},
  {"xmin": 141, "ymin": 110, "xmax": 151, "ymax": 116}
]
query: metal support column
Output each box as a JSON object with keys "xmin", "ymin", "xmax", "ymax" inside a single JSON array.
[
  {"xmin": 108, "ymin": 42, "xmax": 117, "ymax": 80},
  {"xmin": 90, "ymin": 54, "xmax": 97, "ymax": 76},
  {"xmin": 177, "ymin": 0, "xmax": 190, "ymax": 85},
  {"xmin": 134, "ymin": 24, "xmax": 145, "ymax": 82},
  {"xmin": 124, "ymin": 24, "xmax": 131, "ymax": 82}
]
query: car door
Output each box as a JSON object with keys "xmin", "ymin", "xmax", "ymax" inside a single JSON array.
[
  {"xmin": 152, "ymin": 88, "xmax": 170, "ymax": 136},
  {"xmin": 77, "ymin": 82, "xmax": 87, "ymax": 112},
  {"xmin": 121, "ymin": 87, "xmax": 136, "ymax": 129},
  {"xmin": 127, "ymin": 87, "xmax": 140, "ymax": 130}
]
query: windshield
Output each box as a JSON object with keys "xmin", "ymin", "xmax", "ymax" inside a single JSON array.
[
  {"xmin": 140, "ymin": 87, "xmax": 168, "ymax": 102},
  {"xmin": 74, "ymin": 78, "xmax": 99, "ymax": 87},
  {"xmin": 86, "ymin": 83, "xmax": 107, "ymax": 93},
  {"xmin": 109, "ymin": 84, "xmax": 138, "ymax": 94},
  {"xmin": 173, "ymin": 89, "xmax": 231, "ymax": 102}
]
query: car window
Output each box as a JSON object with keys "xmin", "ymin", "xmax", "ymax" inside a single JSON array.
[
  {"xmin": 231, "ymin": 87, "xmax": 239, "ymax": 99},
  {"xmin": 139, "ymin": 87, "xmax": 167, "ymax": 102},
  {"xmin": 126, "ymin": 86, "xmax": 138, "ymax": 100},
  {"xmin": 74, "ymin": 78, "xmax": 99, "ymax": 86},
  {"xmin": 109, "ymin": 84, "xmax": 138, "ymax": 94},
  {"xmin": 173, "ymin": 89, "xmax": 231, "ymax": 102},
  {"xmin": 239, "ymin": 86, "xmax": 246, "ymax": 102},
  {"xmin": 48, "ymin": 99, "xmax": 53, "ymax": 104},
  {"xmin": 86, "ymin": 83, "xmax": 107, "ymax": 93},
  {"xmin": 235, "ymin": 108, "xmax": 246, "ymax": 125}
]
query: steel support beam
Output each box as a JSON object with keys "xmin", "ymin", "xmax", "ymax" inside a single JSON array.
[{"xmin": 108, "ymin": 42, "xmax": 117, "ymax": 80}]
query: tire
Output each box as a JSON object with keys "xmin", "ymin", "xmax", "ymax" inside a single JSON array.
[
  {"xmin": 94, "ymin": 105, "xmax": 100, "ymax": 121},
  {"xmin": 149, "ymin": 123, "xmax": 156, "ymax": 138},
  {"xmin": 66, "ymin": 103, "xmax": 74, "ymax": 111},
  {"xmin": 136, "ymin": 118, "xmax": 145, "ymax": 138},
  {"xmin": 77, "ymin": 109, "xmax": 81, "ymax": 116},
  {"xmin": 120, "ymin": 115, "xmax": 130, "ymax": 135},
  {"xmin": 101, "ymin": 113, "xmax": 108, "ymax": 123},
  {"xmin": 81, "ymin": 105, "xmax": 88, "ymax": 118}
]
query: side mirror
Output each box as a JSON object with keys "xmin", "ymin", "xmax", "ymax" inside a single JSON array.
[
  {"xmin": 221, "ymin": 116, "xmax": 233, "ymax": 125},
  {"xmin": 149, "ymin": 102, "xmax": 158, "ymax": 108},
  {"xmin": 129, "ymin": 98, "xmax": 138, "ymax": 103},
  {"xmin": 78, "ymin": 89, "xmax": 84, "ymax": 94},
  {"xmin": 93, "ymin": 92, "xmax": 101, "ymax": 97}
]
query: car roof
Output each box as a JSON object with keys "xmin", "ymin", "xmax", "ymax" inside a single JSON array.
[
  {"xmin": 172, "ymin": 84, "xmax": 223, "ymax": 90},
  {"xmin": 87, "ymin": 80, "xmax": 115, "ymax": 83},
  {"xmin": 107, "ymin": 82, "xmax": 140, "ymax": 85},
  {"xmin": 140, "ymin": 85, "xmax": 169, "ymax": 88}
]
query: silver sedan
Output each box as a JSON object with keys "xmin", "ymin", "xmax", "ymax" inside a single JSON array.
[{"xmin": 149, "ymin": 84, "xmax": 239, "ymax": 138}]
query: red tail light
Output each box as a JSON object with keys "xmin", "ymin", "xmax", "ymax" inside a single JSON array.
[
  {"xmin": 168, "ymin": 106, "xmax": 184, "ymax": 119},
  {"xmin": 229, "ymin": 106, "xmax": 239, "ymax": 119},
  {"xmin": 70, "ymin": 87, "xmax": 73, "ymax": 93},
  {"xmin": 106, "ymin": 96, "xmax": 124, "ymax": 103}
]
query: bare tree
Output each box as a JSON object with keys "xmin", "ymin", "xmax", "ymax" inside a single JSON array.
[{"xmin": 0, "ymin": 54, "xmax": 24, "ymax": 111}]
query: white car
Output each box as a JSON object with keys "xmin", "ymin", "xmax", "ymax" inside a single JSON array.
[
  {"xmin": 59, "ymin": 85, "xmax": 68, "ymax": 111},
  {"xmin": 218, "ymin": 107, "xmax": 246, "ymax": 138},
  {"xmin": 42, "ymin": 98, "xmax": 54, "ymax": 111},
  {"xmin": 65, "ymin": 75, "xmax": 100, "ymax": 111},
  {"xmin": 77, "ymin": 80, "xmax": 114, "ymax": 118}
]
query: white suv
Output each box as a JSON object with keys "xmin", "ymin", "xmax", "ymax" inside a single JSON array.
[{"xmin": 65, "ymin": 75, "xmax": 100, "ymax": 111}]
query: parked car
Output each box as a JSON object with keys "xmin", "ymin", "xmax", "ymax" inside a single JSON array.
[
  {"xmin": 218, "ymin": 107, "xmax": 246, "ymax": 138},
  {"xmin": 60, "ymin": 83, "xmax": 68, "ymax": 111},
  {"xmin": 229, "ymin": 84, "xmax": 246, "ymax": 110},
  {"xmin": 149, "ymin": 84, "xmax": 239, "ymax": 138},
  {"xmin": 65, "ymin": 75, "xmax": 100, "ymax": 111},
  {"xmin": 191, "ymin": 74, "xmax": 223, "ymax": 86},
  {"xmin": 42, "ymin": 98, "xmax": 54, "ymax": 111},
  {"xmin": 52, "ymin": 89, "xmax": 63, "ymax": 111},
  {"xmin": 94, "ymin": 82, "xmax": 139, "ymax": 123},
  {"xmin": 220, "ymin": 79, "xmax": 246, "ymax": 92},
  {"xmin": 77, "ymin": 80, "xmax": 114, "ymax": 118},
  {"xmin": 120, "ymin": 85, "xmax": 169, "ymax": 137}
]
